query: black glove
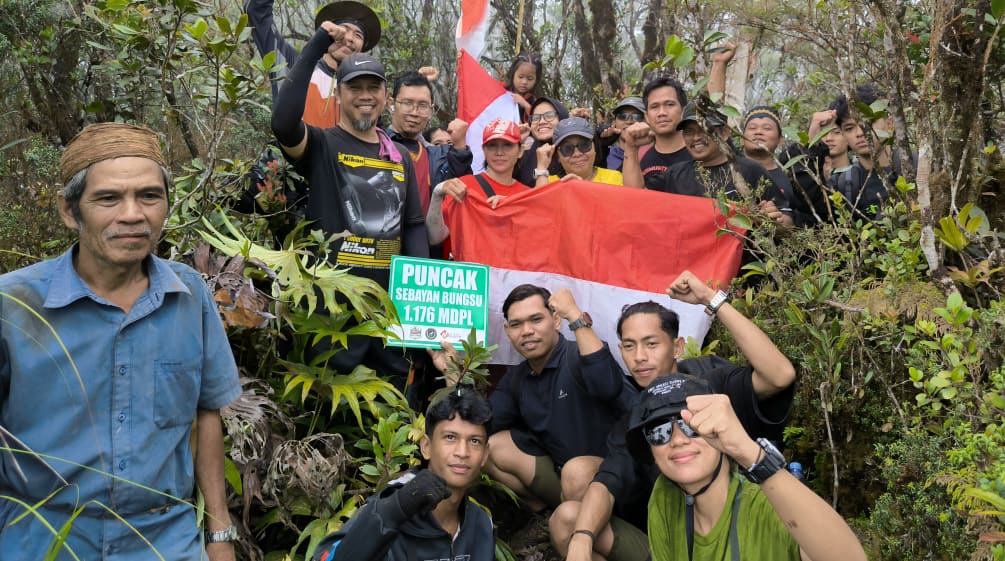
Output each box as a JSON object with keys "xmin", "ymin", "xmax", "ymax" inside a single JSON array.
[
  {"xmin": 375, "ymin": 469, "xmax": 451, "ymax": 529},
  {"xmin": 396, "ymin": 469, "xmax": 451, "ymax": 518}
]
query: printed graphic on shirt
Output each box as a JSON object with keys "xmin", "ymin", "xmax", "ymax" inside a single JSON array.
[
  {"xmin": 422, "ymin": 556, "xmax": 471, "ymax": 561},
  {"xmin": 336, "ymin": 153, "xmax": 407, "ymax": 239},
  {"xmin": 336, "ymin": 237, "xmax": 401, "ymax": 270}
]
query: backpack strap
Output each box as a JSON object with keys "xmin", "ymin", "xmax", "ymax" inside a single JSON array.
[{"xmin": 473, "ymin": 173, "xmax": 496, "ymax": 198}]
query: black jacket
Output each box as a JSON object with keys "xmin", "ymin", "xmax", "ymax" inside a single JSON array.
[{"xmin": 314, "ymin": 472, "xmax": 495, "ymax": 561}]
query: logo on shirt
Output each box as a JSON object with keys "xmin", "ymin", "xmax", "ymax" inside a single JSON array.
[{"xmin": 558, "ymin": 389, "xmax": 569, "ymax": 399}]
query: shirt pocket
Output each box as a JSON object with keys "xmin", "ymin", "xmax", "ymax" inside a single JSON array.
[{"xmin": 154, "ymin": 359, "xmax": 199, "ymax": 429}]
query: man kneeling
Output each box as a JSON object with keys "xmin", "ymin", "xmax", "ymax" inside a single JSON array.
[{"xmin": 314, "ymin": 388, "xmax": 494, "ymax": 560}]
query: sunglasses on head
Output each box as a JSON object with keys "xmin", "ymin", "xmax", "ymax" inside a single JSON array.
[
  {"xmin": 616, "ymin": 112, "xmax": 645, "ymax": 122},
  {"xmin": 644, "ymin": 416, "xmax": 698, "ymax": 446},
  {"xmin": 558, "ymin": 139, "xmax": 593, "ymax": 157}
]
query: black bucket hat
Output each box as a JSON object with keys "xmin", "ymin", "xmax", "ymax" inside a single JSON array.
[{"xmin": 315, "ymin": 1, "xmax": 382, "ymax": 52}]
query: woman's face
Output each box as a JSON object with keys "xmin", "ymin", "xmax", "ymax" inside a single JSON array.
[
  {"xmin": 483, "ymin": 139, "xmax": 521, "ymax": 176},
  {"xmin": 557, "ymin": 135, "xmax": 595, "ymax": 177},
  {"xmin": 530, "ymin": 102, "xmax": 559, "ymax": 141}
]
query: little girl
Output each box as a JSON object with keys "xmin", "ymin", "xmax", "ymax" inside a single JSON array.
[{"xmin": 503, "ymin": 53, "xmax": 542, "ymax": 123}]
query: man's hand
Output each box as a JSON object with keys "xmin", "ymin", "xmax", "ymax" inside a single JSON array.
[
  {"xmin": 206, "ymin": 542, "xmax": 237, "ymax": 561},
  {"xmin": 536, "ymin": 143, "xmax": 555, "ymax": 169},
  {"xmin": 711, "ymin": 41, "xmax": 736, "ymax": 65},
  {"xmin": 571, "ymin": 107, "xmax": 593, "ymax": 120},
  {"xmin": 447, "ymin": 118, "xmax": 469, "ymax": 150},
  {"xmin": 418, "ymin": 66, "xmax": 440, "ymax": 82},
  {"xmin": 621, "ymin": 122, "xmax": 654, "ymax": 149},
  {"xmin": 319, "ymin": 21, "xmax": 347, "ymax": 44},
  {"xmin": 680, "ymin": 394, "xmax": 760, "ymax": 467},
  {"xmin": 559, "ymin": 173, "xmax": 583, "ymax": 182},
  {"xmin": 547, "ymin": 288, "xmax": 582, "ymax": 322},
  {"xmin": 759, "ymin": 200, "xmax": 794, "ymax": 227},
  {"xmin": 666, "ymin": 270, "xmax": 717, "ymax": 306},
  {"xmin": 808, "ymin": 109, "xmax": 837, "ymax": 142},
  {"xmin": 432, "ymin": 178, "xmax": 467, "ymax": 202},
  {"xmin": 599, "ymin": 124, "xmax": 622, "ymax": 139},
  {"xmin": 427, "ymin": 340, "xmax": 462, "ymax": 384},
  {"xmin": 396, "ymin": 469, "xmax": 452, "ymax": 518}
]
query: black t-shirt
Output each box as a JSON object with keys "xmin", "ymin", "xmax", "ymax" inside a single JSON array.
[
  {"xmin": 658, "ymin": 156, "xmax": 791, "ymax": 211},
  {"xmin": 640, "ymin": 145, "xmax": 693, "ymax": 190},
  {"xmin": 290, "ymin": 126, "xmax": 428, "ymax": 287}
]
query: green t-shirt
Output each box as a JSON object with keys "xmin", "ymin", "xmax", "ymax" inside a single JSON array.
[{"xmin": 648, "ymin": 471, "xmax": 802, "ymax": 561}]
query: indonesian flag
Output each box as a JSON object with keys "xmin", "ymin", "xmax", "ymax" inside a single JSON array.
[
  {"xmin": 443, "ymin": 181, "xmax": 745, "ymax": 365},
  {"xmin": 456, "ymin": 0, "xmax": 520, "ymax": 172}
]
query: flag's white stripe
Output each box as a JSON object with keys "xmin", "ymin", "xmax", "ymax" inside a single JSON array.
[
  {"xmin": 486, "ymin": 268, "xmax": 713, "ymax": 369},
  {"xmin": 465, "ymin": 93, "xmax": 521, "ymax": 174}
]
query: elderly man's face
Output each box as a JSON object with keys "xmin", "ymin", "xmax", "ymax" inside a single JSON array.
[{"xmin": 60, "ymin": 157, "xmax": 168, "ymax": 274}]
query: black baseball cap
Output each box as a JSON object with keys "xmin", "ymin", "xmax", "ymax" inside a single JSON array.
[
  {"xmin": 677, "ymin": 103, "xmax": 726, "ymax": 131},
  {"xmin": 625, "ymin": 374, "xmax": 712, "ymax": 460},
  {"xmin": 337, "ymin": 53, "xmax": 386, "ymax": 83},
  {"xmin": 315, "ymin": 1, "xmax": 382, "ymax": 52}
]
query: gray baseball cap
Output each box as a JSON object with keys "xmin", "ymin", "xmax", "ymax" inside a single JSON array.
[
  {"xmin": 614, "ymin": 96, "xmax": 645, "ymax": 114},
  {"xmin": 337, "ymin": 53, "xmax": 386, "ymax": 83},
  {"xmin": 553, "ymin": 117, "xmax": 595, "ymax": 146}
]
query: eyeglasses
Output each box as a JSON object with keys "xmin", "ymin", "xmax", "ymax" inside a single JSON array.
[
  {"xmin": 558, "ymin": 139, "xmax": 593, "ymax": 157},
  {"xmin": 395, "ymin": 99, "xmax": 435, "ymax": 114},
  {"xmin": 644, "ymin": 416, "xmax": 697, "ymax": 446},
  {"xmin": 530, "ymin": 111, "xmax": 558, "ymax": 123},
  {"xmin": 615, "ymin": 112, "xmax": 645, "ymax": 122}
]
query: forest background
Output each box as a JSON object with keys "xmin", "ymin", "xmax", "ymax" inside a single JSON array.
[{"xmin": 1, "ymin": 0, "xmax": 1004, "ymax": 560}]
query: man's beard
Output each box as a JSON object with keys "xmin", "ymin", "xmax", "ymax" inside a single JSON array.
[{"xmin": 351, "ymin": 118, "xmax": 377, "ymax": 132}]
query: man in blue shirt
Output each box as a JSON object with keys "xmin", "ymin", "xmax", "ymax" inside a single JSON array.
[{"xmin": 0, "ymin": 123, "xmax": 242, "ymax": 560}]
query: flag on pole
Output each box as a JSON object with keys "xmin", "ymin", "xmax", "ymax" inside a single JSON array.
[
  {"xmin": 455, "ymin": 0, "xmax": 520, "ymax": 172},
  {"xmin": 442, "ymin": 181, "xmax": 745, "ymax": 365}
]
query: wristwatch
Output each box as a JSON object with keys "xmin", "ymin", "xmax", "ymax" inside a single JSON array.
[
  {"xmin": 206, "ymin": 525, "xmax": 238, "ymax": 543},
  {"xmin": 704, "ymin": 290, "xmax": 731, "ymax": 316},
  {"xmin": 568, "ymin": 312, "xmax": 593, "ymax": 331},
  {"xmin": 740, "ymin": 438, "xmax": 787, "ymax": 484},
  {"xmin": 533, "ymin": 168, "xmax": 550, "ymax": 178}
]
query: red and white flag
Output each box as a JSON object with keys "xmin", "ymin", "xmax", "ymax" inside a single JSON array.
[
  {"xmin": 455, "ymin": 0, "xmax": 519, "ymax": 172},
  {"xmin": 443, "ymin": 181, "xmax": 745, "ymax": 365}
]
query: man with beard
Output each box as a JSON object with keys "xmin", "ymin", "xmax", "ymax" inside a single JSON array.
[
  {"xmin": 659, "ymin": 106, "xmax": 794, "ymax": 227},
  {"xmin": 271, "ymin": 22, "xmax": 428, "ymax": 389}
]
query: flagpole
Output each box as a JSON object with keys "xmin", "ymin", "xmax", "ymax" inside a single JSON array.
[{"xmin": 515, "ymin": 0, "xmax": 525, "ymax": 55}]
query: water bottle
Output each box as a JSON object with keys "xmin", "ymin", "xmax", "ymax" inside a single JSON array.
[{"xmin": 788, "ymin": 462, "xmax": 805, "ymax": 482}]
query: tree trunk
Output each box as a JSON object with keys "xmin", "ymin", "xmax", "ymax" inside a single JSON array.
[{"xmin": 587, "ymin": 0, "xmax": 621, "ymax": 97}]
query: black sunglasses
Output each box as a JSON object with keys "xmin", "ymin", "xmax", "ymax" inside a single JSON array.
[
  {"xmin": 558, "ymin": 139, "xmax": 593, "ymax": 157},
  {"xmin": 616, "ymin": 112, "xmax": 645, "ymax": 122},
  {"xmin": 644, "ymin": 416, "xmax": 698, "ymax": 445}
]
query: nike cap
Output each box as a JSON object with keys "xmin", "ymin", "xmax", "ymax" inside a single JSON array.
[{"xmin": 337, "ymin": 53, "xmax": 386, "ymax": 83}]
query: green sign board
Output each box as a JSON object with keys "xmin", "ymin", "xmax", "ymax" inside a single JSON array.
[{"xmin": 387, "ymin": 256, "xmax": 490, "ymax": 349}]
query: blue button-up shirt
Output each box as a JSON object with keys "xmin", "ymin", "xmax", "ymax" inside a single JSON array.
[{"xmin": 0, "ymin": 247, "xmax": 241, "ymax": 559}]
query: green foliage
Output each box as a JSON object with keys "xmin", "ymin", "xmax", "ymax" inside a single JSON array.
[{"xmin": 354, "ymin": 411, "xmax": 420, "ymax": 488}]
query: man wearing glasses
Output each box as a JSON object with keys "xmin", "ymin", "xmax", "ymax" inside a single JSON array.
[
  {"xmin": 598, "ymin": 97, "xmax": 649, "ymax": 172},
  {"xmin": 550, "ymin": 270, "xmax": 797, "ymax": 561},
  {"xmin": 386, "ymin": 71, "xmax": 473, "ymax": 217}
]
